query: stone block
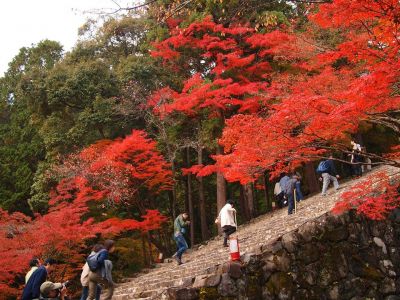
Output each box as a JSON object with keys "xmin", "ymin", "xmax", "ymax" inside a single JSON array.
[
  {"xmin": 222, "ymin": 261, "xmax": 243, "ymax": 279},
  {"xmin": 173, "ymin": 277, "xmax": 194, "ymax": 288},
  {"xmin": 167, "ymin": 287, "xmax": 199, "ymax": 300},
  {"xmin": 192, "ymin": 275, "xmax": 209, "ymax": 288},
  {"xmin": 281, "ymin": 232, "xmax": 299, "ymax": 253},
  {"xmin": 274, "ymin": 251, "xmax": 291, "ymax": 272},
  {"xmin": 264, "ymin": 272, "xmax": 294, "ymax": 299},
  {"xmin": 323, "ymin": 226, "xmax": 349, "ymax": 242},
  {"xmin": 205, "ymin": 274, "xmax": 221, "ymax": 287},
  {"xmin": 380, "ymin": 278, "xmax": 396, "ymax": 295},
  {"xmin": 218, "ymin": 273, "xmax": 238, "ymax": 297}
]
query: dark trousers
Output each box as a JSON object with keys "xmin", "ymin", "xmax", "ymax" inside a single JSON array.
[
  {"xmin": 222, "ymin": 225, "xmax": 237, "ymax": 245},
  {"xmin": 287, "ymin": 191, "xmax": 295, "ymax": 215},
  {"xmin": 276, "ymin": 192, "xmax": 285, "ymax": 208},
  {"xmin": 295, "ymin": 181, "xmax": 303, "ymax": 201}
]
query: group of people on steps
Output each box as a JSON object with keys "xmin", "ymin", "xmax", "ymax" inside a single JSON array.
[
  {"xmin": 22, "ymin": 240, "xmax": 116, "ymax": 300},
  {"xmin": 21, "ymin": 140, "xmax": 371, "ymax": 298},
  {"xmin": 274, "ymin": 140, "xmax": 370, "ymax": 215}
]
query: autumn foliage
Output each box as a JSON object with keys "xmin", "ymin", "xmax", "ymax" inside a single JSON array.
[
  {"xmin": 1, "ymin": 0, "xmax": 400, "ymax": 297},
  {"xmin": 149, "ymin": 16, "xmax": 299, "ymax": 117},
  {"xmin": 333, "ymin": 172, "xmax": 400, "ymax": 220},
  {"xmin": 150, "ymin": 1, "xmax": 400, "ymax": 215},
  {"xmin": 0, "ymin": 130, "xmax": 171, "ymax": 298},
  {"xmin": 211, "ymin": 0, "xmax": 400, "ymax": 180}
]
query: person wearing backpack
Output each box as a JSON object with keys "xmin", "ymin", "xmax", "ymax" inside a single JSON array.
[
  {"xmin": 317, "ymin": 155, "xmax": 340, "ymax": 196},
  {"xmin": 87, "ymin": 240, "xmax": 115, "ymax": 300},
  {"xmin": 80, "ymin": 244, "xmax": 103, "ymax": 300}
]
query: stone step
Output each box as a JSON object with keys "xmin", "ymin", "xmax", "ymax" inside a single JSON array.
[{"xmin": 111, "ymin": 168, "xmax": 391, "ymax": 299}]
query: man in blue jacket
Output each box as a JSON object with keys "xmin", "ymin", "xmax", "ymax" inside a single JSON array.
[
  {"xmin": 22, "ymin": 258, "xmax": 57, "ymax": 300},
  {"xmin": 319, "ymin": 155, "xmax": 340, "ymax": 196}
]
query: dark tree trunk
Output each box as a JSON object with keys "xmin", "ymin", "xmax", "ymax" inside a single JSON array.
[
  {"xmin": 244, "ymin": 183, "xmax": 255, "ymax": 219},
  {"xmin": 305, "ymin": 162, "xmax": 320, "ymax": 194},
  {"xmin": 239, "ymin": 185, "xmax": 249, "ymax": 221},
  {"xmin": 263, "ymin": 172, "xmax": 272, "ymax": 212},
  {"xmin": 141, "ymin": 234, "xmax": 148, "ymax": 266},
  {"xmin": 198, "ymin": 147, "xmax": 209, "ymax": 240},
  {"xmin": 148, "ymin": 233, "xmax": 170, "ymax": 256},
  {"xmin": 252, "ymin": 183, "xmax": 258, "ymax": 217},
  {"xmin": 147, "ymin": 232, "xmax": 153, "ymax": 265},
  {"xmin": 171, "ymin": 161, "xmax": 177, "ymax": 220},
  {"xmin": 186, "ymin": 147, "xmax": 195, "ymax": 246},
  {"xmin": 216, "ymin": 146, "xmax": 226, "ymax": 233}
]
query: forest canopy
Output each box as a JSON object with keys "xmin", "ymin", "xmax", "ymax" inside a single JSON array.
[{"xmin": 0, "ymin": 0, "xmax": 399, "ymax": 297}]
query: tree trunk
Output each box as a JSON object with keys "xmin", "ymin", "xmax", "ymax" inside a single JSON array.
[
  {"xmin": 197, "ymin": 147, "xmax": 209, "ymax": 240},
  {"xmin": 263, "ymin": 172, "xmax": 272, "ymax": 212},
  {"xmin": 141, "ymin": 234, "xmax": 148, "ymax": 266},
  {"xmin": 149, "ymin": 233, "xmax": 170, "ymax": 256},
  {"xmin": 305, "ymin": 162, "xmax": 320, "ymax": 194},
  {"xmin": 147, "ymin": 232, "xmax": 153, "ymax": 265},
  {"xmin": 239, "ymin": 185, "xmax": 249, "ymax": 221},
  {"xmin": 216, "ymin": 146, "xmax": 226, "ymax": 233},
  {"xmin": 186, "ymin": 147, "xmax": 195, "ymax": 247},
  {"xmin": 171, "ymin": 161, "xmax": 177, "ymax": 220},
  {"xmin": 244, "ymin": 183, "xmax": 255, "ymax": 219}
]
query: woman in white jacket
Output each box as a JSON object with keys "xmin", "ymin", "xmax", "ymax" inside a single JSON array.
[{"xmin": 215, "ymin": 199, "xmax": 237, "ymax": 247}]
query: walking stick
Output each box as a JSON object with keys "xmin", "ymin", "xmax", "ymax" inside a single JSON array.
[{"xmin": 294, "ymin": 189, "xmax": 297, "ymax": 214}]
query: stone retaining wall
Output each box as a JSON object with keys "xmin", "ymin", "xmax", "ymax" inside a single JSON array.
[{"xmin": 167, "ymin": 210, "xmax": 400, "ymax": 300}]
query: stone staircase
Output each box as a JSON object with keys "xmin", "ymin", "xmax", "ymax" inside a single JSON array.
[{"xmin": 112, "ymin": 167, "xmax": 394, "ymax": 300}]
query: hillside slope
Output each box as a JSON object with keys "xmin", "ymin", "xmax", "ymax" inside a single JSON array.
[{"xmin": 112, "ymin": 166, "xmax": 396, "ymax": 300}]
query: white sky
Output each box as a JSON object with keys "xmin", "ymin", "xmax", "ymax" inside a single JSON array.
[{"xmin": 0, "ymin": 0, "xmax": 134, "ymax": 76}]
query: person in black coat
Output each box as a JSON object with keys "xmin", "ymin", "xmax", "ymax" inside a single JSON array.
[{"xmin": 22, "ymin": 258, "xmax": 57, "ymax": 300}]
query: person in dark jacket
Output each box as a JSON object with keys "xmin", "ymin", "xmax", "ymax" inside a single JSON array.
[
  {"xmin": 22, "ymin": 258, "xmax": 57, "ymax": 300},
  {"xmin": 319, "ymin": 155, "xmax": 340, "ymax": 196},
  {"xmin": 172, "ymin": 212, "xmax": 190, "ymax": 265},
  {"xmin": 283, "ymin": 174, "xmax": 299, "ymax": 215},
  {"xmin": 87, "ymin": 240, "xmax": 115, "ymax": 300},
  {"xmin": 25, "ymin": 258, "xmax": 41, "ymax": 284},
  {"xmin": 294, "ymin": 173, "xmax": 304, "ymax": 202}
]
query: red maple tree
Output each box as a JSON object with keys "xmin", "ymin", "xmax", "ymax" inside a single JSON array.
[
  {"xmin": 209, "ymin": 0, "xmax": 400, "ymax": 178},
  {"xmin": 0, "ymin": 130, "xmax": 171, "ymax": 298}
]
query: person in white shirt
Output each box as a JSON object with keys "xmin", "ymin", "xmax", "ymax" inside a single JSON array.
[
  {"xmin": 215, "ymin": 199, "xmax": 237, "ymax": 247},
  {"xmin": 25, "ymin": 258, "xmax": 41, "ymax": 284},
  {"xmin": 350, "ymin": 140, "xmax": 362, "ymax": 177}
]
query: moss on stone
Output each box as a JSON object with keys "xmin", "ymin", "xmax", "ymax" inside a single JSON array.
[
  {"xmin": 199, "ymin": 287, "xmax": 219, "ymax": 300},
  {"xmin": 361, "ymin": 266, "xmax": 384, "ymax": 281},
  {"xmin": 246, "ymin": 275, "xmax": 262, "ymax": 297},
  {"xmin": 265, "ymin": 272, "xmax": 293, "ymax": 295}
]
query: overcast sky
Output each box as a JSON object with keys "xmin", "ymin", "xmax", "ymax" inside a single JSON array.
[{"xmin": 0, "ymin": 0, "xmax": 133, "ymax": 76}]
